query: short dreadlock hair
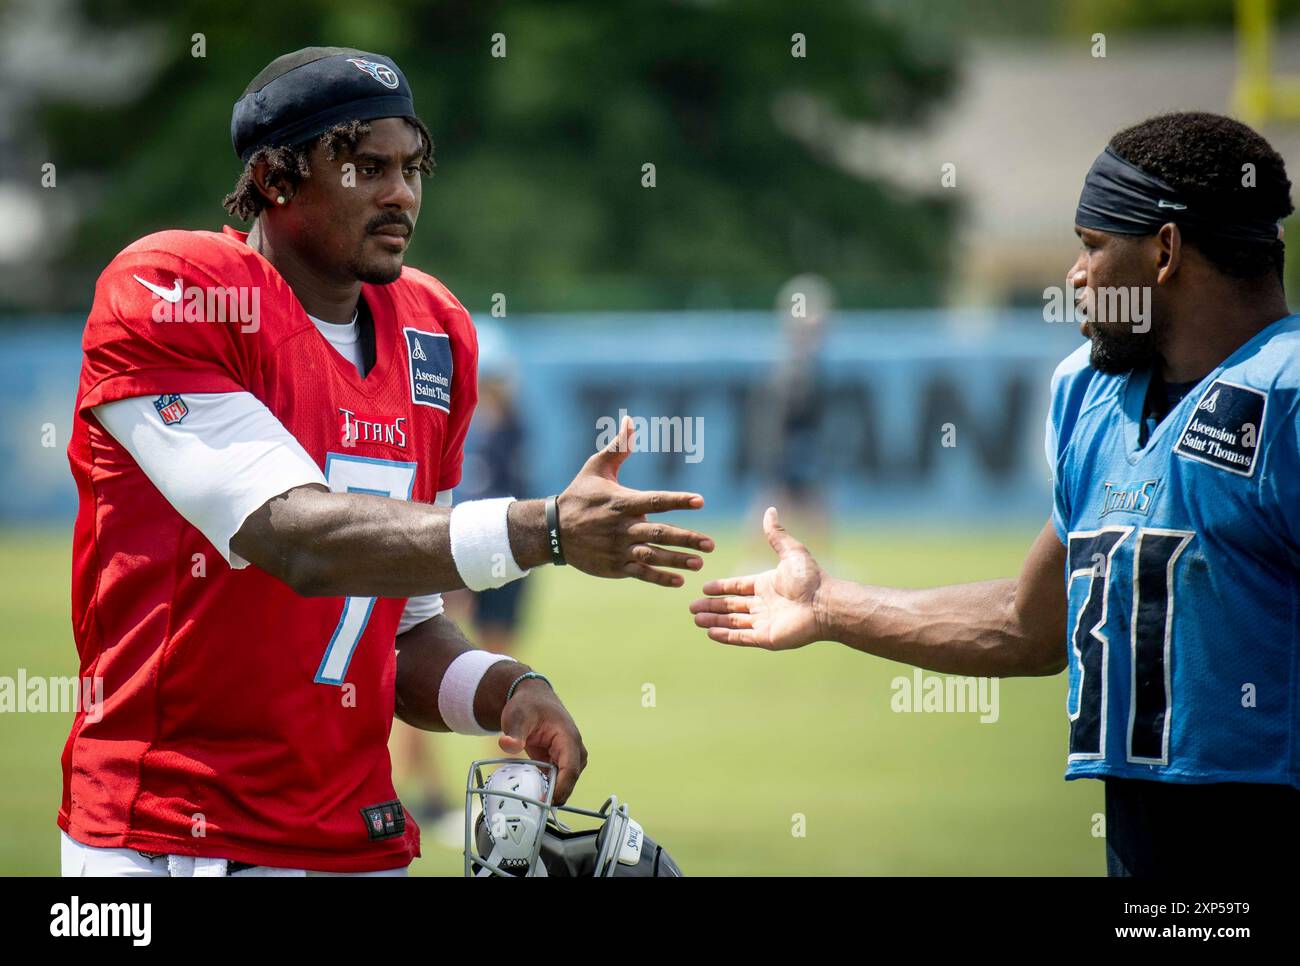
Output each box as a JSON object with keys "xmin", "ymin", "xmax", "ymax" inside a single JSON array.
[
  {"xmin": 1108, "ymin": 112, "xmax": 1293, "ymax": 282},
  {"xmin": 222, "ymin": 115, "xmax": 435, "ymax": 221}
]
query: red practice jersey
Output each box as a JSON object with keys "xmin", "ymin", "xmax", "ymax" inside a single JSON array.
[{"xmin": 63, "ymin": 226, "xmax": 478, "ymax": 871}]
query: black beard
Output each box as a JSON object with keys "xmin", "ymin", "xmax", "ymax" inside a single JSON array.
[
  {"xmin": 1088, "ymin": 322, "xmax": 1162, "ymax": 374},
  {"xmin": 347, "ymin": 255, "xmax": 403, "ymax": 285}
]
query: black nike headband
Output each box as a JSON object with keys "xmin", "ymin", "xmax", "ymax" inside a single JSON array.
[
  {"xmin": 1075, "ymin": 146, "xmax": 1282, "ymax": 244},
  {"xmin": 231, "ymin": 46, "xmax": 416, "ymax": 164}
]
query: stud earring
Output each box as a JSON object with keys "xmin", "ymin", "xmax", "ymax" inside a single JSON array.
[{"xmin": 276, "ymin": 195, "xmax": 286, "ymax": 205}]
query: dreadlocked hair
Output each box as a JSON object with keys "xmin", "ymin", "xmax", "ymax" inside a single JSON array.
[{"xmin": 222, "ymin": 115, "xmax": 435, "ymax": 221}]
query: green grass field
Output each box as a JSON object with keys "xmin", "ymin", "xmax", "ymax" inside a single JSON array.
[{"xmin": 0, "ymin": 523, "xmax": 1104, "ymax": 876}]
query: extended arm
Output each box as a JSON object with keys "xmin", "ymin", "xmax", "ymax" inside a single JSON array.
[
  {"xmin": 232, "ymin": 419, "xmax": 711, "ymax": 596},
  {"xmin": 91, "ymin": 392, "xmax": 714, "ymax": 599},
  {"xmin": 232, "ymin": 483, "xmax": 546, "ymax": 597},
  {"xmin": 231, "ymin": 416, "xmax": 711, "ymax": 597},
  {"xmin": 690, "ymin": 509, "xmax": 1067, "ymax": 678}
]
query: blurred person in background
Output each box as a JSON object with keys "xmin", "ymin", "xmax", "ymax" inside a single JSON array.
[
  {"xmin": 447, "ymin": 321, "xmax": 532, "ymax": 655},
  {"xmin": 750, "ymin": 274, "xmax": 834, "ymax": 555},
  {"xmin": 392, "ymin": 321, "xmax": 532, "ymax": 832}
]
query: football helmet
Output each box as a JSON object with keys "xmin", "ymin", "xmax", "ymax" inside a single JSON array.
[{"xmin": 464, "ymin": 758, "xmax": 682, "ymax": 877}]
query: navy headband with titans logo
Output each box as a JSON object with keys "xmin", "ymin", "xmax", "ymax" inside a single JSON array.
[
  {"xmin": 1075, "ymin": 146, "xmax": 1282, "ymax": 244},
  {"xmin": 232, "ymin": 47, "xmax": 416, "ymax": 164}
]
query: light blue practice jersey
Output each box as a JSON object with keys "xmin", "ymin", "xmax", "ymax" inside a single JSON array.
[{"xmin": 1046, "ymin": 314, "xmax": 1300, "ymax": 787}]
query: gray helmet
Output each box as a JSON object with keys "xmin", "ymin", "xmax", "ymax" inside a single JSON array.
[{"xmin": 464, "ymin": 758, "xmax": 682, "ymax": 877}]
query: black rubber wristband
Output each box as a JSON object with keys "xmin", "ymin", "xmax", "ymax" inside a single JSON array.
[{"xmin": 545, "ymin": 494, "xmax": 566, "ymax": 565}]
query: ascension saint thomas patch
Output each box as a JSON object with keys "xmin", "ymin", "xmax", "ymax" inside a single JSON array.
[{"xmin": 1173, "ymin": 379, "xmax": 1266, "ymax": 477}]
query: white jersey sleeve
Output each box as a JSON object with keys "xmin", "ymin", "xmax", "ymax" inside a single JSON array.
[{"xmin": 93, "ymin": 392, "xmax": 328, "ymax": 569}]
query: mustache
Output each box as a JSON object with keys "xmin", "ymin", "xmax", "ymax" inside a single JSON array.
[{"xmin": 366, "ymin": 213, "xmax": 414, "ymax": 234}]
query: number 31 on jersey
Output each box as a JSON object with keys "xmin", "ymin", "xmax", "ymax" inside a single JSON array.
[{"xmin": 1066, "ymin": 526, "xmax": 1194, "ymax": 765}]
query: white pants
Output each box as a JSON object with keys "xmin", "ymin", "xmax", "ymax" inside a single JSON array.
[{"xmin": 60, "ymin": 832, "xmax": 409, "ymax": 877}]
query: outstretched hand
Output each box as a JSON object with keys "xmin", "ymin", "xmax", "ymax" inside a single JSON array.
[
  {"xmin": 688, "ymin": 507, "xmax": 826, "ymax": 650},
  {"xmin": 558, "ymin": 416, "xmax": 714, "ymax": 587}
]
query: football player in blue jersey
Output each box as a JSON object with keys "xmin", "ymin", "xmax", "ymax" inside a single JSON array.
[{"xmin": 691, "ymin": 112, "xmax": 1300, "ymax": 876}]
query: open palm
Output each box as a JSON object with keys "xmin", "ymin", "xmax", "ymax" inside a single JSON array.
[{"xmin": 689, "ymin": 507, "xmax": 824, "ymax": 650}]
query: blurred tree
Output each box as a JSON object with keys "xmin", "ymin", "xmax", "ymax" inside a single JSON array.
[
  {"xmin": 912, "ymin": 0, "xmax": 1300, "ymax": 37},
  {"xmin": 1065, "ymin": 0, "xmax": 1300, "ymax": 34},
  {"xmin": 36, "ymin": 0, "xmax": 958, "ymax": 311}
]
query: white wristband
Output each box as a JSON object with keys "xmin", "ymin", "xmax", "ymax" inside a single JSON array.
[
  {"xmin": 449, "ymin": 497, "xmax": 530, "ymax": 591},
  {"xmin": 438, "ymin": 650, "xmax": 514, "ymax": 736}
]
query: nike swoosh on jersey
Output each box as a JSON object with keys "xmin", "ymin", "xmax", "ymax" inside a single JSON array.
[{"xmin": 133, "ymin": 274, "xmax": 183, "ymax": 303}]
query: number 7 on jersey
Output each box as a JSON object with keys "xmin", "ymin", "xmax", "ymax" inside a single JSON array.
[{"xmin": 315, "ymin": 453, "xmax": 418, "ymax": 685}]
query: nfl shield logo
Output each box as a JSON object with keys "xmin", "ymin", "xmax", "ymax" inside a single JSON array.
[
  {"xmin": 361, "ymin": 798, "xmax": 406, "ymax": 841},
  {"xmin": 153, "ymin": 394, "xmax": 189, "ymax": 425}
]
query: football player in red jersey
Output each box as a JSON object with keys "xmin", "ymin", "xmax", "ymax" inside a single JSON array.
[{"xmin": 60, "ymin": 48, "xmax": 714, "ymax": 877}]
